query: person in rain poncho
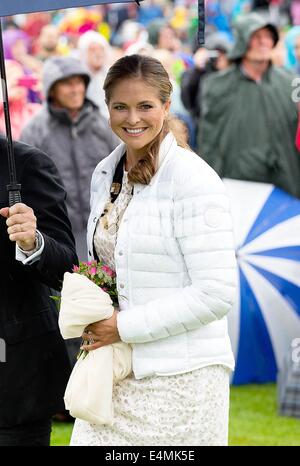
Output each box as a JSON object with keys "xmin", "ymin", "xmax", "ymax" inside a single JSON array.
[{"xmin": 198, "ymin": 13, "xmax": 300, "ymax": 198}]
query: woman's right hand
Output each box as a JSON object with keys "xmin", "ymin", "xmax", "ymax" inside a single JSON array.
[{"xmin": 81, "ymin": 310, "xmax": 121, "ymax": 351}]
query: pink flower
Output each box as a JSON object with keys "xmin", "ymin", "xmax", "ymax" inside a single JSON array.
[
  {"xmin": 89, "ymin": 267, "xmax": 97, "ymax": 276},
  {"xmin": 102, "ymin": 265, "xmax": 115, "ymax": 277},
  {"xmin": 88, "ymin": 260, "xmax": 97, "ymax": 266},
  {"xmin": 73, "ymin": 265, "xmax": 80, "ymax": 272}
]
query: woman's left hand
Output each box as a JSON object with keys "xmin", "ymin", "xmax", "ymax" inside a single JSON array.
[{"xmin": 81, "ymin": 310, "xmax": 121, "ymax": 351}]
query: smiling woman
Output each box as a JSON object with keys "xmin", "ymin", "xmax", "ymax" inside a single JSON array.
[
  {"xmin": 68, "ymin": 54, "xmax": 237, "ymax": 446},
  {"xmin": 104, "ymin": 54, "xmax": 191, "ymax": 184},
  {"xmin": 107, "ymin": 77, "xmax": 170, "ymax": 171}
]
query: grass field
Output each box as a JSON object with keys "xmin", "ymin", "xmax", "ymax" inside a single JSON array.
[{"xmin": 51, "ymin": 383, "xmax": 300, "ymax": 446}]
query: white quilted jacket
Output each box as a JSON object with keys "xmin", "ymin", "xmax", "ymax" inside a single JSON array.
[{"xmin": 87, "ymin": 133, "xmax": 237, "ymax": 379}]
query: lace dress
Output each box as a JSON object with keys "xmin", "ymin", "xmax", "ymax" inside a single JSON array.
[{"xmin": 70, "ymin": 171, "xmax": 231, "ymax": 446}]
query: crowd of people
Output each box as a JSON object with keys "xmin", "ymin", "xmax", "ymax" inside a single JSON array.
[
  {"xmin": 1, "ymin": 0, "xmax": 300, "ymax": 197},
  {"xmin": 0, "ymin": 0, "xmax": 300, "ymax": 446}
]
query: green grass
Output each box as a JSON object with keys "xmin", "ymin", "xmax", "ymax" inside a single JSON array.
[
  {"xmin": 51, "ymin": 383, "xmax": 300, "ymax": 446},
  {"xmin": 229, "ymin": 384, "xmax": 300, "ymax": 446},
  {"xmin": 51, "ymin": 421, "xmax": 73, "ymax": 446}
]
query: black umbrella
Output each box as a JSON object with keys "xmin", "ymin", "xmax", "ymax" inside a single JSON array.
[{"xmin": 0, "ymin": 0, "xmax": 205, "ymax": 206}]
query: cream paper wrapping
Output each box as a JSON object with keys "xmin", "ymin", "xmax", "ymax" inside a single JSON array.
[{"xmin": 59, "ymin": 272, "xmax": 132, "ymax": 425}]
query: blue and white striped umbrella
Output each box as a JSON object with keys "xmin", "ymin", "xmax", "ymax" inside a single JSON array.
[{"xmin": 224, "ymin": 179, "xmax": 300, "ymax": 385}]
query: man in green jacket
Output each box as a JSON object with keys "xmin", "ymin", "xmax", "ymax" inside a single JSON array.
[{"xmin": 198, "ymin": 13, "xmax": 300, "ymax": 198}]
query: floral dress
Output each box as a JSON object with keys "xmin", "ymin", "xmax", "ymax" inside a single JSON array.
[{"xmin": 70, "ymin": 170, "xmax": 231, "ymax": 446}]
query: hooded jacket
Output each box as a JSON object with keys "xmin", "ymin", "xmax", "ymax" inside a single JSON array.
[
  {"xmin": 227, "ymin": 13, "xmax": 279, "ymax": 61},
  {"xmin": 20, "ymin": 56, "xmax": 119, "ymax": 246},
  {"xmin": 198, "ymin": 14, "xmax": 300, "ymax": 198}
]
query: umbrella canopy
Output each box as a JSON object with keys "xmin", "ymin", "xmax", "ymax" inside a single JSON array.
[
  {"xmin": 0, "ymin": 0, "xmax": 205, "ymax": 44},
  {"xmin": 224, "ymin": 179, "xmax": 300, "ymax": 385},
  {"xmin": 0, "ymin": 1, "xmax": 139, "ymax": 16}
]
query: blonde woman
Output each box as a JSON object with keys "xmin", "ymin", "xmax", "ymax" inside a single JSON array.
[{"xmin": 70, "ymin": 54, "xmax": 237, "ymax": 446}]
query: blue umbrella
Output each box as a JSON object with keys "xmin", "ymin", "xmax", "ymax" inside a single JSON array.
[{"xmin": 224, "ymin": 179, "xmax": 300, "ymax": 385}]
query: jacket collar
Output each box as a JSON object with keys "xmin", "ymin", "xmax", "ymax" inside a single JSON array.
[
  {"xmin": 97, "ymin": 131, "xmax": 177, "ymax": 189},
  {"xmin": 149, "ymin": 132, "xmax": 177, "ymax": 185},
  {"xmin": 238, "ymin": 62, "xmax": 273, "ymax": 83},
  {"xmin": 47, "ymin": 98, "xmax": 96, "ymax": 125}
]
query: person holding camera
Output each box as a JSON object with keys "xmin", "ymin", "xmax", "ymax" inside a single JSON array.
[{"xmin": 180, "ymin": 33, "xmax": 231, "ymax": 126}]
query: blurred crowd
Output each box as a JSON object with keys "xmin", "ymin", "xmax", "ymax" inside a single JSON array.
[{"xmin": 1, "ymin": 0, "xmax": 299, "ymax": 140}]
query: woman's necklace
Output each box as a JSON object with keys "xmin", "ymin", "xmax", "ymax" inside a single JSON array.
[{"xmin": 102, "ymin": 167, "xmax": 133, "ymax": 236}]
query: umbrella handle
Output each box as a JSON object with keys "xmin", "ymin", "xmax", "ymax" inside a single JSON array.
[{"xmin": 7, "ymin": 184, "xmax": 22, "ymax": 207}]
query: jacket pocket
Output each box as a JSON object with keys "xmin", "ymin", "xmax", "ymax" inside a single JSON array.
[{"xmin": 3, "ymin": 309, "xmax": 58, "ymax": 345}]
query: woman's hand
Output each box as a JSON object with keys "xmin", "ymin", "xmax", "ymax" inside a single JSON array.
[
  {"xmin": 81, "ymin": 310, "xmax": 121, "ymax": 351},
  {"xmin": 0, "ymin": 203, "xmax": 37, "ymax": 251}
]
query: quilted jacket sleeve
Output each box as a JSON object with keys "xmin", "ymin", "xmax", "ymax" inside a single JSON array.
[{"xmin": 117, "ymin": 161, "xmax": 238, "ymax": 344}]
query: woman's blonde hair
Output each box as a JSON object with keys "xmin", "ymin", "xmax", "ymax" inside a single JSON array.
[{"xmin": 103, "ymin": 54, "xmax": 191, "ymax": 185}]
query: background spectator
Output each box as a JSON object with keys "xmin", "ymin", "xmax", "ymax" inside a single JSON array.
[
  {"xmin": 0, "ymin": 60, "xmax": 41, "ymax": 140},
  {"xmin": 199, "ymin": 13, "xmax": 300, "ymax": 198},
  {"xmin": 78, "ymin": 30, "xmax": 111, "ymax": 118},
  {"xmin": 36, "ymin": 24, "xmax": 61, "ymax": 62}
]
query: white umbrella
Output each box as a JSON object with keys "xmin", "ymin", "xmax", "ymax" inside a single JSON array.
[{"xmin": 224, "ymin": 179, "xmax": 300, "ymax": 384}]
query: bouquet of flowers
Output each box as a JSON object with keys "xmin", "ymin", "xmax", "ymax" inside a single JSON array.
[
  {"xmin": 53, "ymin": 260, "xmax": 118, "ymax": 359},
  {"xmin": 73, "ymin": 261, "xmax": 118, "ymax": 359},
  {"xmin": 52, "ymin": 260, "xmax": 118, "ymax": 308},
  {"xmin": 57, "ymin": 261, "xmax": 132, "ymax": 425},
  {"xmin": 72, "ymin": 260, "xmax": 118, "ymax": 304}
]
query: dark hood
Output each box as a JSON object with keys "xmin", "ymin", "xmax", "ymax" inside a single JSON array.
[{"xmin": 228, "ymin": 13, "xmax": 279, "ymax": 61}]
